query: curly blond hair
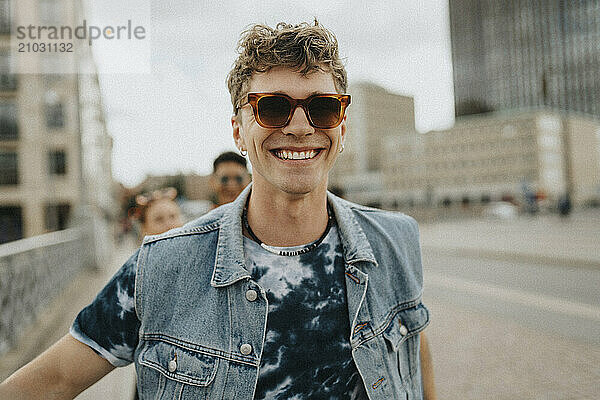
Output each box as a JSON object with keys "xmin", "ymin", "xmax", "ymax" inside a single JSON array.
[{"xmin": 226, "ymin": 20, "xmax": 347, "ymax": 114}]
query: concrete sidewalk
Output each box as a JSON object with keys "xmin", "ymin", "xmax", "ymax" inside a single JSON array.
[{"xmin": 418, "ymin": 209, "xmax": 600, "ymax": 268}]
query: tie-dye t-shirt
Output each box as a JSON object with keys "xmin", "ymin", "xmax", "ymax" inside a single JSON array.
[
  {"xmin": 70, "ymin": 251, "xmax": 139, "ymax": 367},
  {"xmin": 71, "ymin": 224, "xmax": 365, "ymax": 398},
  {"xmin": 243, "ymin": 224, "xmax": 363, "ymax": 399}
]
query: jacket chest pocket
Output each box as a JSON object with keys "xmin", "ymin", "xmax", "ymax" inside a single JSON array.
[
  {"xmin": 382, "ymin": 303, "xmax": 429, "ymax": 388},
  {"xmin": 137, "ymin": 339, "xmax": 220, "ymax": 400}
]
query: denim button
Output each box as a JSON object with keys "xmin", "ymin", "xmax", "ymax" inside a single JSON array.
[
  {"xmin": 168, "ymin": 359, "xmax": 177, "ymax": 372},
  {"xmin": 399, "ymin": 325, "xmax": 408, "ymax": 336},
  {"xmin": 240, "ymin": 343, "xmax": 252, "ymax": 355},
  {"xmin": 245, "ymin": 289, "xmax": 258, "ymax": 302}
]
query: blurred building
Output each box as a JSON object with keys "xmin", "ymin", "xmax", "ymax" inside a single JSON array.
[
  {"xmin": 0, "ymin": 0, "xmax": 113, "ymax": 244},
  {"xmin": 384, "ymin": 111, "xmax": 600, "ymax": 210},
  {"xmin": 331, "ymin": 82, "xmax": 417, "ymax": 198},
  {"xmin": 331, "ymin": 82, "xmax": 600, "ymax": 211},
  {"xmin": 449, "ymin": 0, "xmax": 600, "ymax": 118}
]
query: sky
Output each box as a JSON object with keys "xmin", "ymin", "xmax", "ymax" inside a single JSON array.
[{"xmin": 86, "ymin": 1, "xmax": 455, "ymax": 187}]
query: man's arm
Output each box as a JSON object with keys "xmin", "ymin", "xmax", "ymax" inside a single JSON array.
[
  {"xmin": 0, "ymin": 333, "xmax": 115, "ymax": 400},
  {"xmin": 420, "ymin": 332, "xmax": 437, "ymax": 400}
]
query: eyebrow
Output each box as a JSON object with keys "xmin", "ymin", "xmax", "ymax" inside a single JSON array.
[{"xmin": 269, "ymin": 90, "xmax": 335, "ymax": 97}]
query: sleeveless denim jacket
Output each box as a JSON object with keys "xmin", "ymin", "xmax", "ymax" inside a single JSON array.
[{"xmin": 133, "ymin": 185, "xmax": 430, "ymax": 400}]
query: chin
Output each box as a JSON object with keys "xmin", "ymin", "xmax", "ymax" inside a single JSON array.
[{"xmin": 277, "ymin": 178, "xmax": 325, "ymax": 196}]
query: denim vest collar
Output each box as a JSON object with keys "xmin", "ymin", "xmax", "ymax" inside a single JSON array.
[{"xmin": 210, "ymin": 184, "xmax": 377, "ymax": 288}]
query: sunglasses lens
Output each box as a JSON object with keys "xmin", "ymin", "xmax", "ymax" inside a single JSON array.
[
  {"xmin": 257, "ymin": 95, "xmax": 291, "ymax": 127},
  {"xmin": 308, "ymin": 96, "xmax": 342, "ymax": 128}
]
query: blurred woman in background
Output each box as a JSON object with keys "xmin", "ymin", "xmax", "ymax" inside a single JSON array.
[{"xmin": 132, "ymin": 187, "xmax": 183, "ymax": 239}]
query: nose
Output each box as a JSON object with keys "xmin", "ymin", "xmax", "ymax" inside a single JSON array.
[{"xmin": 282, "ymin": 106, "xmax": 314, "ymax": 137}]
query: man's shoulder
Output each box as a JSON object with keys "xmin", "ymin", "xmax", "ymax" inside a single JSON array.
[
  {"xmin": 349, "ymin": 201, "xmax": 417, "ymax": 225},
  {"xmin": 332, "ymin": 196, "xmax": 419, "ymax": 233}
]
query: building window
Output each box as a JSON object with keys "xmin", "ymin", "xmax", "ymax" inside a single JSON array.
[
  {"xmin": 45, "ymin": 203, "xmax": 71, "ymax": 231},
  {"xmin": 0, "ymin": 51, "xmax": 16, "ymax": 90},
  {"xmin": 0, "ymin": 206, "xmax": 22, "ymax": 243},
  {"xmin": 48, "ymin": 150, "xmax": 66, "ymax": 175},
  {"xmin": 0, "ymin": 0, "xmax": 10, "ymax": 35},
  {"xmin": 46, "ymin": 102, "xmax": 65, "ymax": 128},
  {"xmin": 0, "ymin": 102, "xmax": 17, "ymax": 139},
  {"xmin": 0, "ymin": 151, "xmax": 18, "ymax": 184}
]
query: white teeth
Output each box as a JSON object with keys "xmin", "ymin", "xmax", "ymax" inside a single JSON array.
[{"xmin": 274, "ymin": 149, "xmax": 319, "ymax": 160}]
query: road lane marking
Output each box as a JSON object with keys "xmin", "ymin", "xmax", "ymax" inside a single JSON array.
[{"xmin": 425, "ymin": 272, "xmax": 600, "ymax": 322}]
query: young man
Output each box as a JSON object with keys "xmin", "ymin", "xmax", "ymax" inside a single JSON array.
[
  {"xmin": 0, "ymin": 21, "xmax": 436, "ymax": 399},
  {"xmin": 211, "ymin": 151, "xmax": 251, "ymax": 207}
]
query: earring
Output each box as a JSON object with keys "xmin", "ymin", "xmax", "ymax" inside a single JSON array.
[
  {"xmin": 239, "ymin": 148, "xmax": 248, "ymax": 157},
  {"xmin": 339, "ymin": 143, "xmax": 345, "ymax": 153}
]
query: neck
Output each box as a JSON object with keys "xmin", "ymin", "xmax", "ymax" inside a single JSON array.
[{"xmin": 245, "ymin": 180, "xmax": 329, "ymax": 247}]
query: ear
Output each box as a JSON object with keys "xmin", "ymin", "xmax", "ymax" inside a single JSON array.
[{"xmin": 232, "ymin": 115, "xmax": 245, "ymax": 152}]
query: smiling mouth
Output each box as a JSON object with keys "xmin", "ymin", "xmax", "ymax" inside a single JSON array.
[{"xmin": 271, "ymin": 149, "xmax": 322, "ymax": 161}]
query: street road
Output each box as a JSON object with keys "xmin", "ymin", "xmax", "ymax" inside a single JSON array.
[
  {"xmin": 423, "ymin": 250, "xmax": 600, "ymax": 344},
  {"xmin": 422, "ymin": 250, "xmax": 600, "ymax": 399}
]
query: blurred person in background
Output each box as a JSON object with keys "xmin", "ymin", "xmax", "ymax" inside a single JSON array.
[
  {"xmin": 132, "ymin": 187, "xmax": 183, "ymax": 238},
  {"xmin": 210, "ymin": 151, "xmax": 251, "ymax": 208}
]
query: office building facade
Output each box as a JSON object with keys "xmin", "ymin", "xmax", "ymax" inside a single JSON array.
[
  {"xmin": 449, "ymin": 0, "xmax": 600, "ymax": 118},
  {"xmin": 0, "ymin": 0, "xmax": 113, "ymax": 244}
]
